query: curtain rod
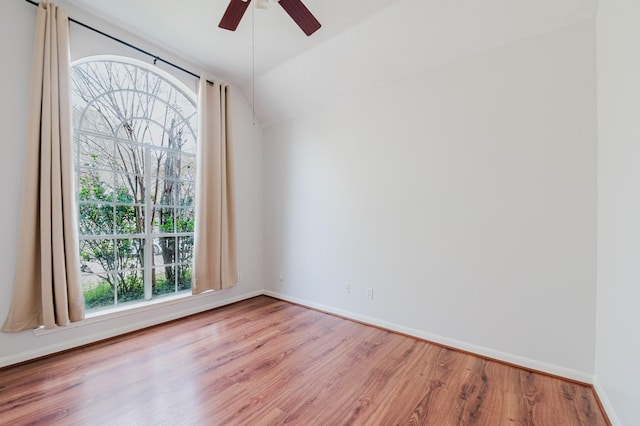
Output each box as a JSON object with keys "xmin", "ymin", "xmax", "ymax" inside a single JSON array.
[{"xmin": 24, "ymin": 0, "xmax": 216, "ymax": 85}]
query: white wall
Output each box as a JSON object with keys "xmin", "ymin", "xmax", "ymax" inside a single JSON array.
[
  {"xmin": 254, "ymin": 0, "xmax": 597, "ymax": 125},
  {"xmin": 595, "ymin": 1, "xmax": 640, "ymax": 425},
  {"xmin": 263, "ymin": 20, "xmax": 597, "ymax": 380},
  {"xmin": 0, "ymin": 0, "xmax": 263, "ymax": 367}
]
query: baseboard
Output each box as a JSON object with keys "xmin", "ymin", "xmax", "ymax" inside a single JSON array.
[
  {"xmin": 0, "ymin": 290, "xmax": 262, "ymax": 369},
  {"xmin": 263, "ymin": 290, "xmax": 594, "ymax": 384},
  {"xmin": 593, "ymin": 376, "xmax": 621, "ymax": 426}
]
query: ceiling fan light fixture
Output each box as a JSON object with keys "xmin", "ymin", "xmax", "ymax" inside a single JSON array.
[{"xmin": 255, "ymin": 0, "xmax": 270, "ymax": 9}]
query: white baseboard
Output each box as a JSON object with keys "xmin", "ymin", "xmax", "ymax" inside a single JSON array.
[
  {"xmin": 263, "ymin": 290, "xmax": 594, "ymax": 384},
  {"xmin": 593, "ymin": 376, "xmax": 621, "ymax": 426},
  {"xmin": 0, "ymin": 290, "xmax": 262, "ymax": 368}
]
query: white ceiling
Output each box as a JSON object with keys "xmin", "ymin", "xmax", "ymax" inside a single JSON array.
[
  {"xmin": 61, "ymin": 0, "xmax": 597, "ymax": 124},
  {"xmin": 62, "ymin": 0, "xmax": 397, "ymax": 83}
]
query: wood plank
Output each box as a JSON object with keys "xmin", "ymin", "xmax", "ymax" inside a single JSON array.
[{"xmin": 0, "ymin": 296, "xmax": 610, "ymax": 425}]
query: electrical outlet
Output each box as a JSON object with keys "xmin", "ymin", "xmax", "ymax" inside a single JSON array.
[
  {"xmin": 343, "ymin": 283, "xmax": 350, "ymax": 294},
  {"xmin": 237, "ymin": 272, "xmax": 242, "ymax": 282},
  {"xmin": 366, "ymin": 287, "xmax": 373, "ymax": 300},
  {"xmin": 279, "ymin": 273, "xmax": 284, "ymax": 282}
]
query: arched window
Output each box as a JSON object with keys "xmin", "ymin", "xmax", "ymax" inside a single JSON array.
[{"xmin": 71, "ymin": 56, "xmax": 197, "ymax": 311}]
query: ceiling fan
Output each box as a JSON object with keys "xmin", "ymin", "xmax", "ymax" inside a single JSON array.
[{"xmin": 219, "ymin": 0, "xmax": 321, "ymax": 36}]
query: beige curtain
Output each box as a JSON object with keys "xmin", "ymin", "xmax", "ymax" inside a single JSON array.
[
  {"xmin": 192, "ymin": 78, "xmax": 238, "ymax": 294},
  {"xmin": 2, "ymin": 1, "xmax": 84, "ymax": 332}
]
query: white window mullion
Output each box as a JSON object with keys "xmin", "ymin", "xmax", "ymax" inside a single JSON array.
[
  {"xmin": 112, "ymin": 139, "xmax": 119, "ymax": 306},
  {"xmin": 174, "ymin": 236, "xmax": 178, "ymax": 293},
  {"xmin": 144, "ymin": 145, "xmax": 153, "ymax": 301}
]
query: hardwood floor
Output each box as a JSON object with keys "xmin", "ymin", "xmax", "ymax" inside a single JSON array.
[{"xmin": 0, "ymin": 296, "xmax": 609, "ymax": 425}]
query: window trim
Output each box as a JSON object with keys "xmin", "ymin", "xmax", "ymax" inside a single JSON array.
[{"xmin": 31, "ymin": 288, "xmax": 262, "ymax": 336}]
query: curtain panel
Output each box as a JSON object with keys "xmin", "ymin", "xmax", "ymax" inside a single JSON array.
[
  {"xmin": 192, "ymin": 78, "xmax": 238, "ymax": 294},
  {"xmin": 191, "ymin": 78, "xmax": 238, "ymax": 294},
  {"xmin": 3, "ymin": 1, "xmax": 84, "ymax": 332}
]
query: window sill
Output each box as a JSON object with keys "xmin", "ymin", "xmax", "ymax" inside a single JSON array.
[{"xmin": 32, "ymin": 290, "xmax": 219, "ymax": 336}]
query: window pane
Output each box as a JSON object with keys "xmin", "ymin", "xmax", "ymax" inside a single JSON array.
[
  {"xmin": 180, "ymin": 136, "xmax": 196, "ymax": 156},
  {"xmin": 176, "ymin": 265, "xmax": 192, "ymax": 291},
  {"xmin": 114, "ymin": 141, "xmax": 145, "ymax": 176},
  {"xmin": 80, "ymin": 239, "xmax": 113, "ymax": 274},
  {"xmin": 155, "ymin": 208, "xmax": 175, "ymax": 234},
  {"xmin": 115, "ymin": 205, "xmax": 144, "ymax": 235},
  {"xmin": 163, "ymin": 153, "xmax": 184, "ymax": 180},
  {"xmin": 78, "ymin": 136, "xmax": 115, "ymax": 170},
  {"xmin": 149, "ymin": 148, "xmax": 168, "ymax": 179},
  {"xmin": 79, "ymin": 203, "xmax": 114, "ymax": 236},
  {"xmin": 78, "ymin": 169, "xmax": 114, "ymax": 202},
  {"xmin": 116, "ymin": 270, "xmax": 145, "ymax": 304},
  {"xmin": 115, "ymin": 238, "xmax": 145, "ymax": 271},
  {"xmin": 73, "ymin": 104, "xmax": 114, "ymax": 136},
  {"xmin": 177, "ymin": 180, "xmax": 195, "ymax": 207},
  {"xmin": 176, "ymin": 208, "xmax": 194, "ymax": 232},
  {"xmin": 151, "ymin": 178, "xmax": 195, "ymax": 207},
  {"xmin": 152, "ymin": 265, "xmax": 191, "ymax": 296},
  {"xmin": 79, "ymin": 239, "xmax": 114, "ymax": 274},
  {"xmin": 177, "ymin": 236, "xmax": 194, "ymax": 263},
  {"xmin": 114, "ymin": 172, "xmax": 144, "ymax": 204},
  {"xmin": 156, "ymin": 236, "xmax": 176, "ymax": 265},
  {"xmin": 116, "ymin": 117, "xmax": 146, "ymax": 142},
  {"xmin": 148, "ymin": 176, "xmax": 162, "ymax": 206},
  {"xmin": 153, "ymin": 267, "xmax": 174, "ymax": 296},
  {"xmin": 155, "ymin": 179, "xmax": 179, "ymax": 206},
  {"xmin": 82, "ymin": 274, "xmax": 115, "ymax": 310}
]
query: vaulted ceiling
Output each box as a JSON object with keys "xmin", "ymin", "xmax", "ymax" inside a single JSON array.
[{"xmin": 62, "ymin": 0, "xmax": 597, "ymax": 124}]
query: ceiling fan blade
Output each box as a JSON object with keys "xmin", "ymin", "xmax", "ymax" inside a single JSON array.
[
  {"xmin": 219, "ymin": 0, "xmax": 252, "ymax": 31},
  {"xmin": 278, "ymin": 0, "xmax": 321, "ymax": 36}
]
